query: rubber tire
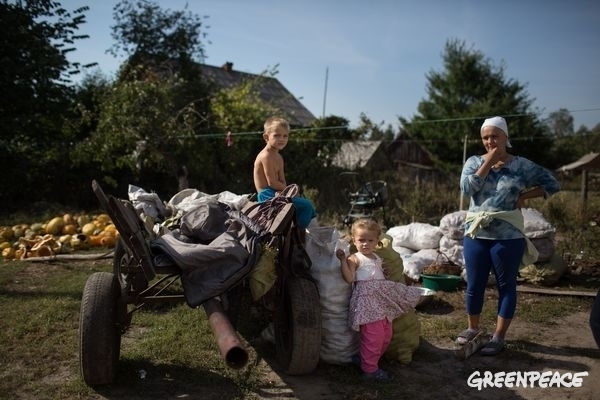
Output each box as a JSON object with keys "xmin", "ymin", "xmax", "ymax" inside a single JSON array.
[
  {"xmin": 79, "ymin": 272, "xmax": 121, "ymax": 386},
  {"xmin": 113, "ymin": 238, "xmax": 148, "ymax": 296},
  {"xmin": 274, "ymin": 276, "xmax": 321, "ymax": 375},
  {"xmin": 113, "ymin": 237, "xmax": 131, "ymax": 289}
]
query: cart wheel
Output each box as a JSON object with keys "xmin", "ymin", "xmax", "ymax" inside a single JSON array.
[
  {"xmin": 113, "ymin": 237, "xmax": 147, "ymax": 293},
  {"xmin": 79, "ymin": 272, "xmax": 122, "ymax": 386},
  {"xmin": 274, "ymin": 276, "xmax": 321, "ymax": 375},
  {"xmin": 113, "ymin": 238, "xmax": 130, "ymax": 289}
]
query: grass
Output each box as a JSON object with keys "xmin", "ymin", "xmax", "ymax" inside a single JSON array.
[{"xmin": 0, "ymin": 260, "xmax": 273, "ymax": 400}]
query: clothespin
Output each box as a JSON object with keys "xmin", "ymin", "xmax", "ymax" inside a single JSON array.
[{"xmin": 226, "ymin": 131, "xmax": 233, "ymax": 147}]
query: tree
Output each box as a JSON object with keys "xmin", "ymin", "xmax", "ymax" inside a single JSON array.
[
  {"xmin": 544, "ymin": 109, "xmax": 600, "ymax": 168},
  {"xmin": 544, "ymin": 108, "xmax": 574, "ymax": 138},
  {"xmin": 354, "ymin": 113, "xmax": 395, "ymax": 141},
  {"xmin": 109, "ymin": 0, "xmax": 209, "ymax": 82},
  {"xmin": 73, "ymin": 70, "xmax": 203, "ymax": 194},
  {"xmin": 0, "ymin": 0, "xmax": 93, "ymax": 208},
  {"xmin": 71, "ymin": 0, "xmax": 213, "ymax": 195},
  {"xmin": 400, "ymin": 39, "xmax": 550, "ymax": 170}
]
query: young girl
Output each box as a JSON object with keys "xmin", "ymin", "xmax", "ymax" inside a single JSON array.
[{"xmin": 336, "ymin": 218, "xmax": 422, "ymax": 381}]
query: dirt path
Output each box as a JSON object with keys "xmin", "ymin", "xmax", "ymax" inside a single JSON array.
[{"xmin": 256, "ymin": 309, "xmax": 599, "ymax": 400}]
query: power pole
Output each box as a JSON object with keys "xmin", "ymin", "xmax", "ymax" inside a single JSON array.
[{"xmin": 322, "ymin": 67, "xmax": 329, "ymax": 118}]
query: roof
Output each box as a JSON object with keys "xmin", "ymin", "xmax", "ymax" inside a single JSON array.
[
  {"xmin": 331, "ymin": 141, "xmax": 388, "ymax": 170},
  {"xmin": 556, "ymin": 152, "xmax": 600, "ymax": 173},
  {"xmin": 198, "ymin": 63, "xmax": 316, "ymax": 127}
]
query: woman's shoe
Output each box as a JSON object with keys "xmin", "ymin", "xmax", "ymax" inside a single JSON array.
[
  {"xmin": 480, "ymin": 339, "xmax": 505, "ymax": 356},
  {"xmin": 455, "ymin": 328, "xmax": 481, "ymax": 345}
]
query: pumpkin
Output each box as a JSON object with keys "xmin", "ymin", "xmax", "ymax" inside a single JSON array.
[
  {"xmin": 45, "ymin": 217, "xmax": 65, "ymax": 236},
  {"xmin": 81, "ymin": 222, "xmax": 97, "ymax": 236}
]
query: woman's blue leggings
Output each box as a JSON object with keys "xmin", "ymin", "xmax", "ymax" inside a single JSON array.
[{"xmin": 463, "ymin": 236, "xmax": 525, "ymax": 319}]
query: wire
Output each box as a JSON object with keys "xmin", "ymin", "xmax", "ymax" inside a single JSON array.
[{"xmin": 173, "ymin": 125, "xmax": 349, "ymax": 139}]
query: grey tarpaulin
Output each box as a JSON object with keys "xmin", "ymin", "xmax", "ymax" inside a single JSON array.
[{"xmin": 151, "ymin": 202, "xmax": 264, "ymax": 307}]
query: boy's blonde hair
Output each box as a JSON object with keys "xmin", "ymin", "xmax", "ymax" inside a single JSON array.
[
  {"xmin": 264, "ymin": 116, "xmax": 290, "ymax": 135},
  {"xmin": 351, "ymin": 218, "xmax": 381, "ymax": 238}
]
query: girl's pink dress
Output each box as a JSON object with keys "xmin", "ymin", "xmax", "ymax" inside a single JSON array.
[{"xmin": 349, "ymin": 252, "xmax": 421, "ymax": 331}]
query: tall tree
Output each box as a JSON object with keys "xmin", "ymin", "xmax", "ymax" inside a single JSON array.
[
  {"xmin": 109, "ymin": 0, "xmax": 209, "ymax": 82},
  {"xmin": 75, "ymin": 0, "xmax": 213, "ymax": 195},
  {"xmin": 400, "ymin": 39, "xmax": 550, "ymax": 170},
  {"xmin": 0, "ymin": 0, "xmax": 93, "ymax": 208},
  {"xmin": 73, "ymin": 70, "xmax": 204, "ymax": 194}
]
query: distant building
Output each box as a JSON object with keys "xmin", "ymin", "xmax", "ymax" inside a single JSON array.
[
  {"xmin": 331, "ymin": 135, "xmax": 443, "ymax": 181},
  {"xmin": 330, "ymin": 140, "xmax": 391, "ymax": 171},
  {"xmin": 388, "ymin": 134, "xmax": 444, "ymax": 181},
  {"xmin": 198, "ymin": 62, "xmax": 316, "ymax": 127}
]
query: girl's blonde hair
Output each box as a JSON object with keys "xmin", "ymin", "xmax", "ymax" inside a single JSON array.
[{"xmin": 351, "ymin": 218, "xmax": 381, "ymax": 238}]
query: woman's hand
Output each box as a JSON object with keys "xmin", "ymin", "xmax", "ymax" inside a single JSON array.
[{"xmin": 484, "ymin": 147, "xmax": 502, "ymax": 165}]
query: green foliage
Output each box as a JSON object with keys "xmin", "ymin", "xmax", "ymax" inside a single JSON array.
[
  {"xmin": 0, "ymin": 0, "xmax": 95, "ymax": 209},
  {"xmin": 355, "ymin": 112, "xmax": 396, "ymax": 141},
  {"xmin": 0, "ymin": 0, "xmax": 93, "ymax": 142},
  {"xmin": 109, "ymin": 0, "xmax": 209, "ymax": 64},
  {"xmin": 72, "ymin": 69, "xmax": 204, "ymax": 194},
  {"xmin": 544, "ymin": 110, "xmax": 600, "ymax": 168},
  {"xmin": 400, "ymin": 39, "xmax": 551, "ymax": 169}
]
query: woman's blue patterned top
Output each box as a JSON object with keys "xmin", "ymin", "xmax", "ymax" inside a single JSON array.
[{"xmin": 460, "ymin": 155, "xmax": 560, "ymax": 239}]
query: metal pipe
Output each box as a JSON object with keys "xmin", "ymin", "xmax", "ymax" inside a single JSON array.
[{"xmin": 202, "ymin": 298, "xmax": 248, "ymax": 369}]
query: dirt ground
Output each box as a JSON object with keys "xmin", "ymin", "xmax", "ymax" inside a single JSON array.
[
  {"xmin": 259, "ymin": 310, "xmax": 598, "ymax": 400},
  {"xmin": 247, "ymin": 260, "xmax": 600, "ymax": 400}
]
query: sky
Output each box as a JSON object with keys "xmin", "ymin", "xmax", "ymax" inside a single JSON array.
[{"xmin": 62, "ymin": 0, "xmax": 600, "ymax": 130}]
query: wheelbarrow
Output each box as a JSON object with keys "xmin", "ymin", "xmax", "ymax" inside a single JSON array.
[{"xmin": 79, "ymin": 180, "xmax": 321, "ymax": 386}]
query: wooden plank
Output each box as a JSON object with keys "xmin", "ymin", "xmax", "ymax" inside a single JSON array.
[
  {"xmin": 517, "ymin": 285, "xmax": 597, "ymax": 297},
  {"xmin": 18, "ymin": 251, "xmax": 114, "ymax": 262}
]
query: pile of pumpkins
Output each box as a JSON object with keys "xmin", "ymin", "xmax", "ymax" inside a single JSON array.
[{"xmin": 0, "ymin": 213, "xmax": 119, "ymax": 260}]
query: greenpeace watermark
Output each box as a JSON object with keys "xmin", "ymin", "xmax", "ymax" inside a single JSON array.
[{"xmin": 467, "ymin": 370, "xmax": 589, "ymax": 390}]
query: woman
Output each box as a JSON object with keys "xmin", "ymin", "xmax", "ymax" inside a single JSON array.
[{"xmin": 458, "ymin": 116, "xmax": 560, "ymax": 356}]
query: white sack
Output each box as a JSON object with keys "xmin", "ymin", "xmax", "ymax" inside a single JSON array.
[
  {"xmin": 305, "ymin": 226, "xmax": 359, "ymax": 364},
  {"xmin": 439, "ymin": 210, "xmax": 466, "ymax": 240},
  {"xmin": 522, "ymin": 208, "xmax": 556, "ymax": 239},
  {"xmin": 401, "ymin": 248, "xmax": 440, "ymax": 281},
  {"xmin": 438, "ymin": 236, "xmax": 465, "ymax": 267},
  {"xmin": 386, "ymin": 223, "xmax": 443, "ymax": 251}
]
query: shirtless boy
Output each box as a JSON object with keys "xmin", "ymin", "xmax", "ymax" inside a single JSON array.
[{"xmin": 253, "ymin": 116, "xmax": 315, "ymax": 229}]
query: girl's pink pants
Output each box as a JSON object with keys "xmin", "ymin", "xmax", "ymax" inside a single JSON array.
[{"xmin": 359, "ymin": 319, "xmax": 392, "ymax": 373}]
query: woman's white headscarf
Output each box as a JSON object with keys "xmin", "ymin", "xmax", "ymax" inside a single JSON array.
[{"xmin": 481, "ymin": 116, "xmax": 512, "ymax": 148}]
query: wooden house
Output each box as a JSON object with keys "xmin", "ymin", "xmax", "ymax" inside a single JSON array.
[
  {"xmin": 330, "ymin": 140, "xmax": 391, "ymax": 171},
  {"xmin": 387, "ymin": 133, "xmax": 444, "ymax": 182}
]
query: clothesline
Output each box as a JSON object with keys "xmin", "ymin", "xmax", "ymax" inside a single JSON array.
[{"xmin": 173, "ymin": 125, "xmax": 349, "ymax": 139}]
